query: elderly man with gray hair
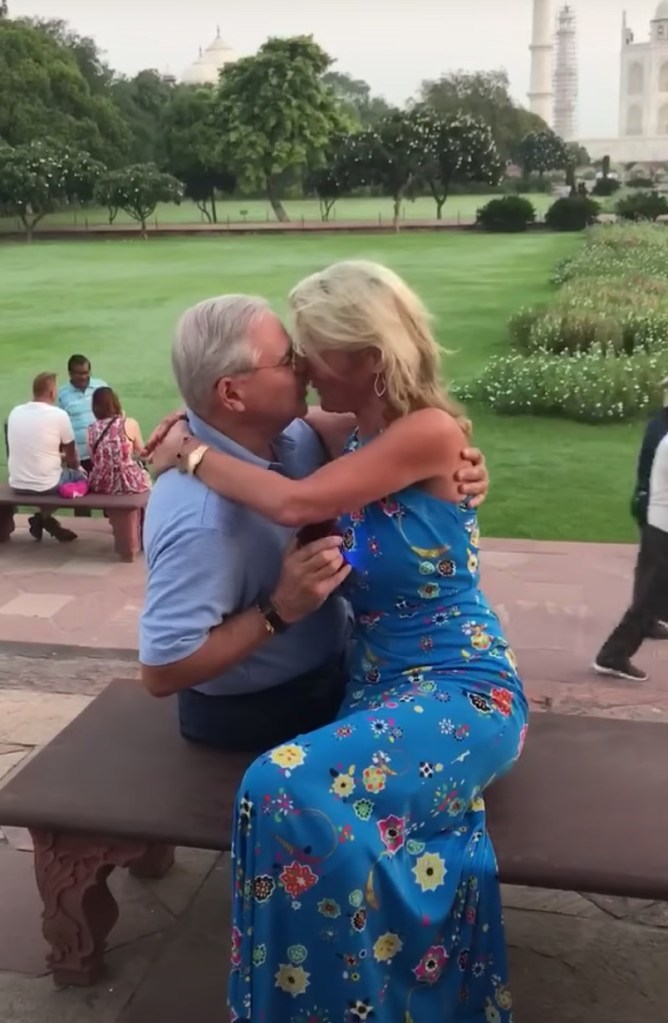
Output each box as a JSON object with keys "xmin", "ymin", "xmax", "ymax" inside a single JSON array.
[{"xmin": 139, "ymin": 294, "xmax": 488, "ymax": 752}]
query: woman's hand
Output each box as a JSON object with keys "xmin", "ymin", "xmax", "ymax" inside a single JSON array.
[
  {"xmin": 147, "ymin": 419, "xmax": 193, "ymax": 478},
  {"xmin": 455, "ymin": 447, "xmax": 489, "ymax": 509},
  {"xmin": 141, "ymin": 409, "xmax": 187, "ymax": 460}
]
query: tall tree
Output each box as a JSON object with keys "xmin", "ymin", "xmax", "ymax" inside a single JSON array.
[
  {"xmin": 212, "ymin": 36, "xmax": 347, "ymax": 222},
  {"xmin": 0, "ymin": 19, "xmax": 130, "ymax": 164},
  {"xmin": 110, "ymin": 69, "xmax": 173, "ymax": 165},
  {"xmin": 518, "ymin": 129, "xmax": 569, "ymax": 177},
  {"xmin": 23, "ymin": 17, "xmax": 114, "ymax": 94},
  {"xmin": 0, "ymin": 140, "xmax": 104, "ymax": 240},
  {"xmin": 322, "ymin": 71, "xmax": 393, "ymax": 127},
  {"xmin": 339, "ymin": 110, "xmax": 429, "ymax": 229},
  {"xmin": 418, "ymin": 111, "xmax": 503, "ymax": 219},
  {"xmin": 418, "ymin": 69, "xmax": 546, "ymax": 162},
  {"xmin": 94, "ymin": 164, "xmax": 183, "ymax": 237},
  {"xmin": 162, "ymin": 87, "xmax": 235, "ymax": 223}
]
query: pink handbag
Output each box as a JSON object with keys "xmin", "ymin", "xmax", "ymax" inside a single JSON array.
[{"xmin": 58, "ymin": 480, "xmax": 89, "ymax": 499}]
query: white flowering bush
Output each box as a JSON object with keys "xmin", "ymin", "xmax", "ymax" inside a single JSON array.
[
  {"xmin": 466, "ymin": 345, "xmax": 667, "ymax": 423},
  {"xmin": 465, "ymin": 224, "xmax": 668, "ymax": 422}
]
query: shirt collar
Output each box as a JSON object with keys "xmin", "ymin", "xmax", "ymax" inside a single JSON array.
[{"xmin": 187, "ymin": 410, "xmax": 296, "ymax": 470}]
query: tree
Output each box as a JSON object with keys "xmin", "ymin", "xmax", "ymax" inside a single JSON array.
[
  {"xmin": 24, "ymin": 17, "xmax": 114, "ymax": 94},
  {"xmin": 417, "ymin": 111, "xmax": 503, "ymax": 219},
  {"xmin": 338, "ymin": 111, "xmax": 431, "ymax": 229},
  {"xmin": 162, "ymin": 86, "xmax": 235, "ymax": 223},
  {"xmin": 0, "ymin": 140, "xmax": 104, "ymax": 240},
  {"xmin": 518, "ymin": 130, "xmax": 569, "ymax": 177},
  {"xmin": 322, "ymin": 71, "xmax": 393, "ymax": 127},
  {"xmin": 94, "ymin": 164, "xmax": 183, "ymax": 236},
  {"xmin": 418, "ymin": 69, "xmax": 547, "ymax": 162},
  {"xmin": 0, "ymin": 19, "xmax": 130, "ymax": 165},
  {"xmin": 212, "ymin": 36, "xmax": 347, "ymax": 222},
  {"xmin": 0, "ymin": 2, "xmax": 8, "ymax": 17},
  {"xmin": 110, "ymin": 70, "xmax": 174, "ymax": 165}
]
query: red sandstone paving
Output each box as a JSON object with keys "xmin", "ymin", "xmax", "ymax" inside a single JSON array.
[{"xmin": 0, "ymin": 516, "xmax": 666, "ymax": 715}]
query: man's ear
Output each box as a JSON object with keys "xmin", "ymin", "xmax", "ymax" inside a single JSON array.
[{"xmin": 215, "ymin": 376, "xmax": 246, "ymax": 413}]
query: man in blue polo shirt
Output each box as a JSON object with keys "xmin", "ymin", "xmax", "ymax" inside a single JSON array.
[
  {"xmin": 139, "ymin": 294, "xmax": 489, "ymax": 753},
  {"xmin": 57, "ymin": 354, "xmax": 107, "ymax": 471}
]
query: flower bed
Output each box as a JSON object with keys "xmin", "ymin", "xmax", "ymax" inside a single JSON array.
[{"xmin": 464, "ymin": 225, "xmax": 668, "ymax": 422}]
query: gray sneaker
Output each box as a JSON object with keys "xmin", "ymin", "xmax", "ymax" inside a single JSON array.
[{"xmin": 593, "ymin": 658, "xmax": 648, "ymax": 682}]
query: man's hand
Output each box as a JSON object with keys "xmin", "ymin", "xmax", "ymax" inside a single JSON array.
[
  {"xmin": 272, "ymin": 535, "xmax": 350, "ymax": 624},
  {"xmin": 455, "ymin": 446, "xmax": 489, "ymax": 510}
]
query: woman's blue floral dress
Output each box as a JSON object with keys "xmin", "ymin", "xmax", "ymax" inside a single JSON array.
[{"xmin": 228, "ymin": 432, "xmax": 529, "ymax": 1023}]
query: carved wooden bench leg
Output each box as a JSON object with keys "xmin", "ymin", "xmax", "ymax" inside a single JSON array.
[
  {"xmin": 0, "ymin": 504, "xmax": 15, "ymax": 542},
  {"xmin": 128, "ymin": 842, "xmax": 175, "ymax": 879},
  {"xmin": 30, "ymin": 828, "xmax": 164, "ymax": 986},
  {"xmin": 106, "ymin": 508, "xmax": 141, "ymax": 562}
]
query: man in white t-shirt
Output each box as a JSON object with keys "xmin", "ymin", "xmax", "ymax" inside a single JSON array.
[
  {"xmin": 7, "ymin": 372, "xmax": 87, "ymax": 543},
  {"xmin": 595, "ymin": 432, "xmax": 668, "ymax": 682}
]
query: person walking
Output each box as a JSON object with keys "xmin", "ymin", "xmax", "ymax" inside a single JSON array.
[{"xmin": 595, "ymin": 430, "xmax": 668, "ymax": 681}]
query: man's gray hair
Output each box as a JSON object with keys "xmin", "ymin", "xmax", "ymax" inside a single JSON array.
[{"xmin": 172, "ymin": 294, "xmax": 269, "ymax": 413}]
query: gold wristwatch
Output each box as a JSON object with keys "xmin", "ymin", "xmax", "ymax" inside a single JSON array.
[{"xmin": 178, "ymin": 443, "xmax": 209, "ymax": 476}]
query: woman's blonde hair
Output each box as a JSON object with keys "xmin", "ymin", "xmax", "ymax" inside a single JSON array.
[{"xmin": 288, "ymin": 260, "xmax": 469, "ymax": 430}]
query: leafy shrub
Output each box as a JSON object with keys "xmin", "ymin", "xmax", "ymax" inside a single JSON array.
[
  {"xmin": 616, "ymin": 190, "xmax": 668, "ymax": 222},
  {"xmin": 476, "ymin": 195, "xmax": 536, "ymax": 233},
  {"xmin": 503, "ymin": 176, "xmax": 554, "ymax": 195},
  {"xmin": 592, "ymin": 177, "xmax": 621, "ymax": 196},
  {"xmin": 626, "ymin": 175, "xmax": 654, "ymax": 189},
  {"xmin": 468, "ymin": 346, "xmax": 667, "ymax": 422},
  {"xmin": 448, "ymin": 180, "xmax": 504, "ymax": 196},
  {"xmin": 545, "ymin": 196, "xmax": 600, "ymax": 232}
]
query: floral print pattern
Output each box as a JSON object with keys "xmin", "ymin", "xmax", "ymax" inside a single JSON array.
[{"xmin": 228, "ymin": 432, "xmax": 528, "ymax": 1022}]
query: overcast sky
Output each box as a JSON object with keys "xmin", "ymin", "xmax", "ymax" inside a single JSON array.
[{"xmin": 8, "ymin": 0, "xmax": 663, "ymax": 138}]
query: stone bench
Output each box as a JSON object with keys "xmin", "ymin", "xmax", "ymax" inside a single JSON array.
[
  {"xmin": 0, "ymin": 678, "xmax": 667, "ymax": 986},
  {"xmin": 0, "ymin": 484, "xmax": 148, "ymax": 561}
]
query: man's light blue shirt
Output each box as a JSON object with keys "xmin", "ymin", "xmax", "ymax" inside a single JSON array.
[
  {"xmin": 58, "ymin": 378, "xmax": 107, "ymax": 457},
  {"xmin": 139, "ymin": 412, "xmax": 350, "ymax": 696}
]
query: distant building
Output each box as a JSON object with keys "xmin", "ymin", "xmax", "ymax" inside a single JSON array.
[
  {"xmin": 578, "ymin": 3, "xmax": 668, "ymax": 163},
  {"xmin": 181, "ymin": 27, "xmax": 238, "ymax": 86}
]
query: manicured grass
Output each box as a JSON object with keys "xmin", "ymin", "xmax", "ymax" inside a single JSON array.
[
  {"xmin": 0, "ymin": 193, "xmax": 554, "ymax": 232},
  {"xmin": 0, "ymin": 231, "xmax": 642, "ymax": 542}
]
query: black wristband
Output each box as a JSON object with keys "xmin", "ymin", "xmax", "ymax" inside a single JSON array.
[{"xmin": 256, "ymin": 599, "xmax": 290, "ymax": 635}]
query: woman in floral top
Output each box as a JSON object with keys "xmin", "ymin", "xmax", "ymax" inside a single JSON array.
[
  {"xmin": 155, "ymin": 261, "xmax": 528, "ymax": 1023},
  {"xmin": 87, "ymin": 387, "xmax": 150, "ymax": 495}
]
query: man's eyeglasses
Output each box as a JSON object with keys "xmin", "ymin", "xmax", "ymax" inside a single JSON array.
[{"xmin": 251, "ymin": 341, "xmax": 296, "ymax": 373}]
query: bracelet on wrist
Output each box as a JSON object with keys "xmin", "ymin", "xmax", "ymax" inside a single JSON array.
[{"xmin": 256, "ymin": 598, "xmax": 290, "ymax": 635}]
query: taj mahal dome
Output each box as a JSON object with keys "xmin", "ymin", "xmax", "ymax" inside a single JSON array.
[{"xmin": 181, "ymin": 27, "xmax": 239, "ymax": 86}]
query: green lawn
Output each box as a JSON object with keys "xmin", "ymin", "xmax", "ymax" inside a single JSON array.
[
  {"xmin": 0, "ymin": 193, "xmax": 554, "ymax": 232},
  {"xmin": 0, "ymin": 231, "xmax": 643, "ymax": 543}
]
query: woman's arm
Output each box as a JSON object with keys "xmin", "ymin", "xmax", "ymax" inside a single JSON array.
[
  {"xmin": 180, "ymin": 408, "xmax": 465, "ymax": 527},
  {"xmin": 124, "ymin": 417, "xmax": 145, "ymax": 456}
]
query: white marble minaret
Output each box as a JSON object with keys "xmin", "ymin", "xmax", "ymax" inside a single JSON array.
[{"xmin": 529, "ymin": 0, "xmax": 554, "ymax": 126}]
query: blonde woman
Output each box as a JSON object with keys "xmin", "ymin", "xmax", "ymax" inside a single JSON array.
[{"xmin": 152, "ymin": 262, "xmax": 528, "ymax": 1023}]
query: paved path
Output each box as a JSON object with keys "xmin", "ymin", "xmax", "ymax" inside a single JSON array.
[{"xmin": 0, "ymin": 516, "xmax": 666, "ymax": 710}]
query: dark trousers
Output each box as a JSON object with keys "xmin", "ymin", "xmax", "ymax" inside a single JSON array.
[
  {"xmin": 177, "ymin": 655, "xmax": 348, "ymax": 754},
  {"xmin": 599, "ymin": 524, "xmax": 668, "ymax": 662}
]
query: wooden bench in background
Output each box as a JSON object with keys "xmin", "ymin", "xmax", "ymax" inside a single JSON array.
[
  {"xmin": 0, "ymin": 678, "xmax": 667, "ymax": 986},
  {"xmin": 0, "ymin": 484, "xmax": 148, "ymax": 561}
]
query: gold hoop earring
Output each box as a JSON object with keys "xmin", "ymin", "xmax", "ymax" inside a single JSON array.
[{"xmin": 373, "ymin": 373, "xmax": 387, "ymax": 398}]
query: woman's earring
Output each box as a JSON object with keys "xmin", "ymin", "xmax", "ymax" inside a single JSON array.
[{"xmin": 373, "ymin": 373, "xmax": 387, "ymax": 398}]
